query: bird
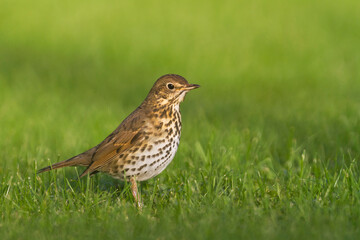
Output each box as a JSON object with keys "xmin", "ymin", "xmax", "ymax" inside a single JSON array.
[{"xmin": 37, "ymin": 74, "xmax": 200, "ymax": 207}]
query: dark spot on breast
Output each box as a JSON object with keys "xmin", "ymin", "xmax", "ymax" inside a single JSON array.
[
  {"xmin": 160, "ymin": 110, "xmax": 167, "ymax": 118},
  {"xmin": 148, "ymin": 145, "xmax": 153, "ymax": 151},
  {"xmin": 165, "ymin": 119, "xmax": 173, "ymax": 127},
  {"xmin": 119, "ymin": 154, "xmax": 124, "ymax": 158},
  {"xmin": 175, "ymin": 111, "xmax": 181, "ymax": 120},
  {"xmin": 168, "ymin": 128, "xmax": 173, "ymax": 136},
  {"xmin": 141, "ymin": 156, "xmax": 145, "ymax": 161},
  {"xmin": 141, "ymin": 144, "xmax": 148, "ymax": 152},
  {"xmin": 126, "ymin": 160, "xmax": 131, "ymax": 164},
  {"xmin": 155, "ymin": 122, "xmax": 163, "ymax": 130},
  {"xmin": 175, "ymin": 121, "xmax": 181, "ymax": 135},
  {"xmin": 131, "ymin": 168, "xmax": 136, "ymax": 171},
  {"xmin": 162, "ymin": 143, "xmax": 171, "ymax": 150},
  {"xmin": 132, "ymin": 147, "xmax": 139, "ymax": 153},
  {"xmin": 138, "ymin": 164, "xmax": 147, "ymax": 171}
]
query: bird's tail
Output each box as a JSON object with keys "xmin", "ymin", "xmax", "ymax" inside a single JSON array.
[{"xmin": 37, "ymin": 146, "xmax": 97, "ymax": 174}]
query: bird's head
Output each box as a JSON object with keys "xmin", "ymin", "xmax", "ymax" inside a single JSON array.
[{"xmin": 144, "ymin": 74, "xmax": 200, "ymax": 106}]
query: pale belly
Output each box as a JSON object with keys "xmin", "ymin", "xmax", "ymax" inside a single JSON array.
[
  {"xmin": 135, "ymin": 134, "xmax": 180, "ymax": 181},
  {"xmin": 107, "ymin": 119, "xmax": 182, "ymax": 181}
]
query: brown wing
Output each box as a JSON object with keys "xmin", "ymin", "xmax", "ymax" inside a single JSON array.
[{"xmin": 79, "ymin": 108, "xmax": 146, "ymax": 177}]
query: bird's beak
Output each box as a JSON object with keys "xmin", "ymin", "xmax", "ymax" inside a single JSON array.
[{"xmin": 183, "ymin": 84, "xmax": 200, "ymax": 91}]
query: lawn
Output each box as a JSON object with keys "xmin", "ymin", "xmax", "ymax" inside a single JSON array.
[{"xmin": 1, "ymin": 0, "xmax": 360, "ymax": 239}]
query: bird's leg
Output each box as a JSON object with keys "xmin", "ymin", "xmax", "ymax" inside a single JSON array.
[{"xmin": 130, "ymin": 176, "xmax": 142, "ymax": 209}]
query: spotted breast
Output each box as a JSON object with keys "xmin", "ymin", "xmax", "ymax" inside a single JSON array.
[
  {"xmin": 37, "ymin": 74, "xmax": 200, "ymax": 206},
  {"xmin": 105, "ymin": 104, "xmax": 182, "ymax": 181}
]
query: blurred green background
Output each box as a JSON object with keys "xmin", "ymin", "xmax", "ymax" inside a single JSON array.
[
  {"xmin": 1, "ymin": 0, "xmax": 360, "ymax": 239},
  {"xmin": 1, "ymin": 0, "xmax": 360, "ymax": 165}
]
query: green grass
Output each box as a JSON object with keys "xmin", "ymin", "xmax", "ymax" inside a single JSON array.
[{"xmin": 1, "ymin": 0, "xmax": 360, "ymax": 239}]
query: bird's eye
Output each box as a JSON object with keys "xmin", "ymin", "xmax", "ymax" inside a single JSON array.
[{"xmin": 167, "ymin": 83, "xmax": 175, "ymax": 90}]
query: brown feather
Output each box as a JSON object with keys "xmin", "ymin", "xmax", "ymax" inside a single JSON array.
[
  {"xmin": 78, "ymin": 108, "xmax": 146, "ymax": 177},
  {"xmin": 37, "ymin": 74, "xmax": 199, "ymax": 183},
  {"xmin": 37, "ymin": 146, "xmax": 98, "ymax": 173}
]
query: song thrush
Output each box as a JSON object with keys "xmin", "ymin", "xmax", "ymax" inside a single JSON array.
[{"xmin": 38, "ymin": 74, "xmax": 200, "ymax": 207}]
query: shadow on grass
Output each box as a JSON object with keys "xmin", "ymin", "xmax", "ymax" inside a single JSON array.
[{"xmin": 38, "ymin": 167, "xmax": 130, "ymax": 199}]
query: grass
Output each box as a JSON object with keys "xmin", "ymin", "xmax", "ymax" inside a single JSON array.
[{"xmin": 1, "ymin": 0, "xmax": 360, "ymax": 239}]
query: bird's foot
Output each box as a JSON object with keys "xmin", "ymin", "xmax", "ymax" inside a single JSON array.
[{"xmin": 130, "ymin": 177, "xmax": 143, "ymax": 210}]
